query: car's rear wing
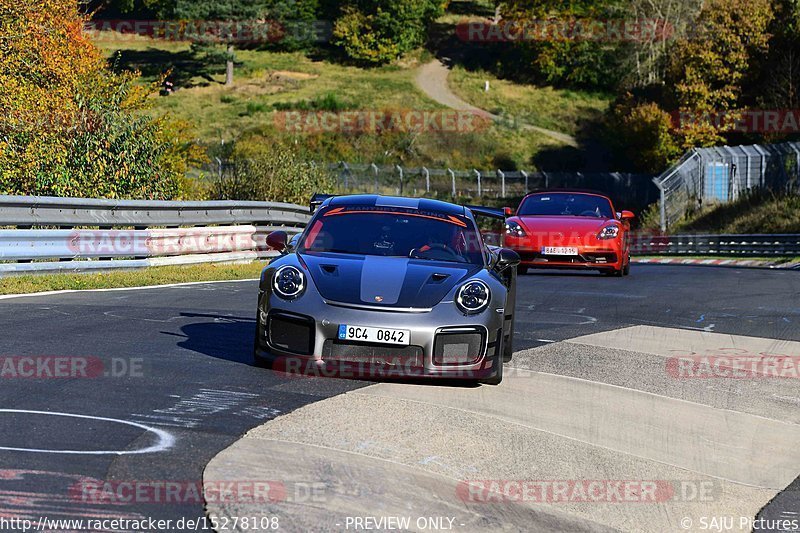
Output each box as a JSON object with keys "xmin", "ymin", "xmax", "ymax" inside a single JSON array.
[
  {"xmin": 310, "ymin": 193, "xmax": 336, "ymax": 213},
  {"xmin": 465, "ymin": 205, "xmax": 513, "ymax": 220}
]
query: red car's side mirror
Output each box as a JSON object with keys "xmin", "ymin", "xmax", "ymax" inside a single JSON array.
[
  {"xmin": 620, "ymin": 210, "xmax": 635, "ymax": 220},
  {"xmin": 503, "ymin": 207, "xmax": 514, "ymax": 217}
]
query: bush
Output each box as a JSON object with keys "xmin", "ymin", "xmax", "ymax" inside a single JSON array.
[
  {"xmin": 331, "ymin": 0, "xmax": 447, "ymax": 65},
  {"xmin": 211, "ymin": 138, "xmax": 334, "ymax": 204},
  {"xmin": 607, "ymin": 99, "xmax": 681, "ymax": 173},
  {"xmin": 272, "ymin": 93, "xmax": 356, "ymax": 112}
]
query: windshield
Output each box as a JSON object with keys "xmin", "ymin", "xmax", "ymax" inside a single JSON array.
[
  {"xmin": 518, "ymin": 193, "xmax": 614, "ymax": 218},
  {"xmin": 299, "ymin": 206, "xmax": 485, "ymax": 265}
]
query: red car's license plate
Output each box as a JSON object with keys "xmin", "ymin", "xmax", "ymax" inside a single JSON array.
[{"xmin": 542, "ymin": 246, "xmax": 579, "ymax": 255}]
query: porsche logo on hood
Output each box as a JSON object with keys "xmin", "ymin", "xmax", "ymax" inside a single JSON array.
[{"xmin": 374, "ymin": 296, "xmax": 384, "ymax": 302}]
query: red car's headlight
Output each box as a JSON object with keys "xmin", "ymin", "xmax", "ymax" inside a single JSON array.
[{"xmin": 597, "ymin": 226, "xmax": 620, "ymax": 239}]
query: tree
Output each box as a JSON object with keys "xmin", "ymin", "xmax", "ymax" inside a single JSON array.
[
  {"xmin": 331, "ymin": 0, "xmax": 447, "ymax": 65},
  {"xmin": 173, "ymin": 0, "xmax": 272, "ymax": 86},
  {"xmin": 608, "ymin": 98, "xmax": 681, "ymax": 173},
  {"xmin": 756, "ymin": 0, "xmax": 800, "ymax": 110},
  {"xmin": 666, "ymin": 0, "xmax": 773, "ymax": 114},
  {"xmin": 622, "ymin": 0, "xmax": 704, "ymax": 88},
  {"xmin": 0, "ymin": 0, "xmax": 201, "ymax": 198},
  {"xmin": 493, "ymin": 0, "xmax": 630, "ymax": 88}
]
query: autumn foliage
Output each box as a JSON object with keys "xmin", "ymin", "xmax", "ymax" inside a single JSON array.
[{"xmin": 0, "ymin": 0, "xmax": 202, "ymax": 199}]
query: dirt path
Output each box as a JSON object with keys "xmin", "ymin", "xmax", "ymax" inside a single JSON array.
[{"xmin": 416, "ymin": 59, "xmax": 579, "ymax": 147}]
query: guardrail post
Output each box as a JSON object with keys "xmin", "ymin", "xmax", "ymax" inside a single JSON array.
[
  {"xmin": 396, "ymin": 165, "xmax": 404, "ymax": 195},
  {"xmin": 340, "ymin": 161, "xmax": 350, "ymax": 190},
  {"xmin": 422, "ymin": 167, "xmax": 430, "ymax": 193},
  {"xmin": 474, "ymin": 169, "xmax": 481, "ymax": 197},
  {"xmin": 371, "ymin": 163, "xmax": 379, "ymax": 194},
  {"xmin": 521, "ymin": 170, "xmax": 528, "ymax": 192},
  {"xmin": 652, "ymin": 178, "xmax": 667, "ymax": 233},
  {"xmin": 448, "ymin": 169, "xmax": 456, "ymax": 197},
  {"xmin": 498, "ymin": 169, "xmax": 505, "ymax": 198}
]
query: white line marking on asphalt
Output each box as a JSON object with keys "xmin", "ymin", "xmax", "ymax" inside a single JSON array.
[
  {"xmin": 0, "ymin": 278, "xmax": 259, "ymax": 301},
  {"xmin": 0, "ymin": 410, "xmax": 174, "ymax": 455}
]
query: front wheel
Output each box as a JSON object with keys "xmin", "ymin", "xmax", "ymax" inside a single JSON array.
[
  {"xmin": 503, "ymin": 318, "xmax": 515, "ymax": 363},
  {"xmin": 482, "ymin": 353, "xmax": 504, "ymax": 385},
  {"xmin": 517, "ymin": 265, "xmax": 528, "ymax": 276}
]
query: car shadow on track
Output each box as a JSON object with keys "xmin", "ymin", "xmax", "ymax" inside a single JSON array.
[
  {"xmin": 173, "ymin": 313, "xmax": 483, "ymax": 388},
  {"xmin": 173, "ymin": 312, "xmax": 256, "ymax": 365}
]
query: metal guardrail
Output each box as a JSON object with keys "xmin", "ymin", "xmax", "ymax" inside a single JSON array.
[
  {"xmin": 0, "ymin": 195, "xmax": 310, "ymax": 227},
  {"xmin": 0, "ymin": 195, "xmax": 311, "ymax": 276},
  {"xmin": 631, "ymin": 234, "xmax": 800, "ymax": 256}
]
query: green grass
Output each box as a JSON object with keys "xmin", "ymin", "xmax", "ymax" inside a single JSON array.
[
  {"xmin": 672, "ymin": 191, "xmax": 800, "ymax": 234},
  {"xmin": 0, "ymin": 262, "xmax": 265, "ymax": 296},
  {"xmin": 93, "ymin": 31, "xmax": 568, "ymax": 170},
  {"xmin": 448, "ymin": 67, "xmax": 613, "ymax": 137}
]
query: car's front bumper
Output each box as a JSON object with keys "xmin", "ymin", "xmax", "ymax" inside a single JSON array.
[
  {"xmin": 505, "ymin": 236, "xmax": 623, "ymax": 270},
  {"xmin": 255, "ymin": 294, "xmax": 504, "ymax": 381}
]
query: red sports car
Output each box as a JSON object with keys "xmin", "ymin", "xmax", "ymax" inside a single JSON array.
[{"xmin": 503, "ymin": 191, "xmax": 634, "ymax": 276}]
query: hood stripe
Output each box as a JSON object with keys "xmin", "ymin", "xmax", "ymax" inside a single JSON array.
[{"xmin": 360, "ymin": 256, "xmax": 407, "ymax": 305}]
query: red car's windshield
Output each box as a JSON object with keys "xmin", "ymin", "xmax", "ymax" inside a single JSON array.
[
  {"xmin": 300, "ymin": 206, "xmax": 485, "ymax": 265},
  {"xmin": 518, "ymin": 193, "xmax": 614, "ymax": 218}
]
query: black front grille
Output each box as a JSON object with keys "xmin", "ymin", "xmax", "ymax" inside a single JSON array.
[
  {"xmin": 322, "ymin": 340, "xmax": 423, "ymax": 366},
  {"xmin": 268, "ymin": 312, "xmax": 315, "ymax": 355},
  {"xmin": 433, "ymin": 328, "xmax": 486, "ymax": 365}
]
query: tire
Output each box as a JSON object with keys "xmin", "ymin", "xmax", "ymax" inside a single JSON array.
[
  {"xmin": 604, "ymin": 268, "xmax": 623, "ymax": 277},
  {"xmin": 482, "ymin": 353, "xmax": 504, "ymax": 385},
  {"xmin": 517, "ymin": 265, "xmax": 528, "ymax": 276},
  {"xmin": 254, "ymin": 337, "xmax": 272, "ymax": 369},
  {"xmin": 503, "ymin": 317, "xmax": 515, "ymax": 363},
  {"xmin": 623, "ymin": 258, "xmax": 631, "ymax": 276},
  {"xmin": 253, "ymin": 310, "xmax": 272, "ymax": 368}
]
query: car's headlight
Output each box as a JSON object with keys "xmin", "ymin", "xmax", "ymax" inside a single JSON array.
[
  {"xmin": 455, "ymin": 280, "xmax": 491, "ymax": 315},
  {"xmin": 504, "ymin": 220, "xmax": 526, "ymax": 237},
  {"xmin": 597, "ymin": 226, "xmax": 620, "ymax": 239},
  {"xmin": 273, "ymin": 265, "xmax": 305, "ymax": 299}
]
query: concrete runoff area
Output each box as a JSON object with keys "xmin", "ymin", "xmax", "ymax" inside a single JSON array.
[{"xmin": 205, "ymin": 326, "xmax": 800, "ymax": 532}]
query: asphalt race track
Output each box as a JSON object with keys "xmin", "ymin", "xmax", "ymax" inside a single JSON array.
[{"xmin": 0, "ymin": 264, "xmax": 798, "ymax": 532}]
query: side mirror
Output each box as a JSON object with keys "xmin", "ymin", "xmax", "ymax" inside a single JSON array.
[
  {"xmin": 288, "ymin": 233, "xmax": 302, "ymax": 251},
  {"xmin": 503, "ymin": 207, "xmax": 514, "ymax": 217},
  {"xmin": 620, "ymin": 210, "xmax": 635, "ymax": 220},
  {"xmin": 266, "ymin": 231, "xmax": 289, "ymax": 253},
  {"xmin": 495, "ymin": 248, "xmax": 521, "ymax": 271}
]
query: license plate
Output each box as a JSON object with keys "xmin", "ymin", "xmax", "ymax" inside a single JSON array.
[
  {"xmin": 542, "ymin": 246, "xmax": 579, "ymax": 256},
  {"xmin": 338, "ymin": 325, "xmax": 410, "ymax": 346}
]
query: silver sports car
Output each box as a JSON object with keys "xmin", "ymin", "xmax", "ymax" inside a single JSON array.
[{"xmin": 254, "ymin": 194, "xmax": 520, "ymax": 384}]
